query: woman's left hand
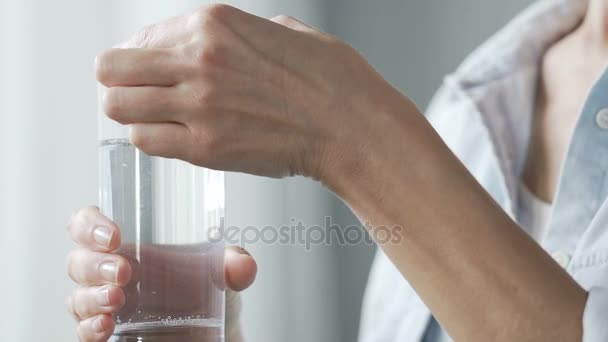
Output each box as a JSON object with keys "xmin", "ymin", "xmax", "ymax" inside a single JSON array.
[
  {"xmin": 96, "ymin": 4, "xmax": 415, "ymax": 183},
  {"xmin": 65, "ymin": 206, "xmax": 256, "ymax": 342}
]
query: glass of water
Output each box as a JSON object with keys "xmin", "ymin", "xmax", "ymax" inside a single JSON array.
[{"xmin": 98, "ymin": 86, "xmax": 225, "ymax": 342}]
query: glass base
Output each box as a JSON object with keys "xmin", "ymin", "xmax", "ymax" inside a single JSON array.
[{"xmin": 110, "ymin": 325, "xmax": 224, "ymax": 342}]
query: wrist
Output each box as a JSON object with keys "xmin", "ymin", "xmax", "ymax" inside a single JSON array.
[{"xmin": 318, "ymin": 89, "xmax": 423, "ymax": 203}]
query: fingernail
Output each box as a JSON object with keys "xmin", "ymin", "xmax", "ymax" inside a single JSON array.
[
  {"xmin": 237, "ymin": 247, "xmax": 251, "ymax": 256},
  {"xmin": 97, "ymin": 287, "xmax": 111, "ymax": 307},
  {"xmin": 93, "ymin": 316, "xmax": 105, "ymax": 332},
  {"xmin": 99, "ymin": 261, "xmax": 118, "ymax": 283},
  {"xmin": 93, "ymin": 226, "xmax": 113, "ymax": 248}
]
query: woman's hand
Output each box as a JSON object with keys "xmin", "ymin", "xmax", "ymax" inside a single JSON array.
[
  {"xmin": 65, "ymin": 206, "xmax": 257, "ymax": 342},
  {"xmin": 96, "ymin": 4, "xmax": 414, "ymax": 182}
]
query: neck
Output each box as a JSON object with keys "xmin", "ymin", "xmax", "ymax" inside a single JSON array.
[{"xmin": 580, "ymin": 0, "xmax": 608, "ymax": 46}]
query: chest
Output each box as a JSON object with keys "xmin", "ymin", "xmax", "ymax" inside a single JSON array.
[
  {"xmin": 537, "ymin": 31, "xmax": 608, "ymax": 145},
  {"xmin": 538, "ymin": 63, "xmax": 600, "ymax": 142},
  {"xmin": 524, "ymin": 36, "xmax": 608, "ymax": 201}
]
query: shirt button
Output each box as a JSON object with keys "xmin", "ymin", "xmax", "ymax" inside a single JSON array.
[
  {"xmin": 596, "ymin": 108, "xmax": 608, "ymax": 130},
  {"xmin": 551, "ymin": 251, "xmax": 571, "ymax": 268}
]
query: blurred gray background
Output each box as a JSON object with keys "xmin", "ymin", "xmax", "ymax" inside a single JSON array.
[{"xmin": 0, "ymin": 0, "xmax": 531, "ymax": 341}]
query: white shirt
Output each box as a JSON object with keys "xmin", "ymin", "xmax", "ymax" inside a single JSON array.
[
  {"xmin": 518, "ymin": 182, "xmax": 552, "ymax": 241},
  {"xmin": 359, "ymin": 1, "xmax": 608, "ymax": 341}
]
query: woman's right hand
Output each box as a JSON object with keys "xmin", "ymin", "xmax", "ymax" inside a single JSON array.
[{"xmin": 65, "ymin": 206, "xmax": 257, "ymax": 342}]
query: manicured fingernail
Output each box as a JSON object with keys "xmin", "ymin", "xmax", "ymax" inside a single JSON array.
[
  {"xmin": 93, "ymin": 316, "xmax": 105, "ymax": 332},
  {"xmin": 97, "ymin": 287, "xmax": 111, "ymax": 307},
  {"xmin": 99, "ymin": 261, "xmax": 118, "ymax": 283},
  {"xmin": 93, "ymin": 226, "xmax": 113, "ymax": 248}
]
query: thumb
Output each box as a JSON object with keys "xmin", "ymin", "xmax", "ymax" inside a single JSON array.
[
  {"xmin": 224, "ymin": 246, "xmax": 257, "ymax": 291},
  {"xmin": 225, "ymin": 289, "xmax": 243, "ymax": 341}
]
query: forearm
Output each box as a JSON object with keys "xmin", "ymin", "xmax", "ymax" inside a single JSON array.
[
  {"xmin": 92, "ymin": 4, "xmax": 588, "ymax": 338},
  {"xmin": 326, "ymin": 92, "xmax": 587, "ymax": 341}
]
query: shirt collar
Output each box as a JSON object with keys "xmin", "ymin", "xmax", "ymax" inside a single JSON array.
[
  {"xmin": 446, "ymin": 0, "xmax": 588, "ymax": 206},
  {"xmin": 453, "ymin": 0, "xmax": 587, "ymax": 88}
]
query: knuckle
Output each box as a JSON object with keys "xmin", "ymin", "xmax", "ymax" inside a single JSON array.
[
  {"xmin": 189, "ymin": 9, "xmax": 208, "ymax": 28},
  {"xmin": 189, "ymin": 7, "xmax": 215, "ymax": 31},
  {"xmin": 66, "ymin": 209, "xmax": 79, "ymax": 232},
  {"xmin": 188, "ymin": 4, "xmax": 233, "ymax": 38},
  {"xmin": 71, "ymin": 289, "xmax": 91, "ymax": 321},
  {"xmin": 103, "ymin": 89, "xmax": 126, "ymax": 123},
  {"xmin": 192, "ymin": 41, "xmax": 224, "ymax": 69},
  {"xmin": 71, "ymin": 208, "xmax": 88, "ymax": 228},
  {"xmin": 67, "ymin": 294, "xmax": 79, "ymax": 321},
  {"xmin": 129, "ymin": 125, "xmax": 148, "ymax": 150},
  {"xmin": 76, "ymin": 323, "xmax": 84, "ymax": 341},
  {"xmin": 65, "ymin": 250, "xmax": 81, "ymax": 282},
  {"xmin": 95, "ymin": 50, "xmax": 116, "ymax": 85},
  {"xmin": 80, "ymin": 205, "xmax": 99, "ymax": 215},
  {"xmin": 203, "ymin": 3, "xmax": 234, "ymax": 21},
  {"xmin": 76, "ymin": 289, "xmax": 96, "ymax": 319},
  {"xmin": 67, "ymin": 206, "xmax": 98, "ymax": 237},
  {"xmin": 273, "ymin": 14, "xmax": 295, "ymax": 25},
  {"xmin": 186, "ymin": 8, "xmax": 230, "ymax": 71}
]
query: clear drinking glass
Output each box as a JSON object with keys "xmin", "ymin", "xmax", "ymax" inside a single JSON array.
[{"xmin": 97, "ymin": 87, "xmax": 225, "ymax": 342}]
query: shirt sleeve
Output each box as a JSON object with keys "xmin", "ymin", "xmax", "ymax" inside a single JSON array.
[{"xmin": 583, "ymin": 287, "xmax": 608, "ymax": 342}]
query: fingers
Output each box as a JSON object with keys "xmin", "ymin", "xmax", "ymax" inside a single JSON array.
[
  {"xmin": 76, "ymin": 314, "xmax": 114, "ymax": 342},
  {"xmin": 68, "ymin": 285, "xmax": 125, "ymax": 321},
  {"xmin": 129, "ymin": 123, "xmax": 192, "ymax": 160},
  {"xmin": 103, "ymin": 86, "xmax": 186, "ymax": 124},
  {"xmin": 67, "ymin": 249, "xmax": 132, "ymax": 287},
  {"xmin": 116, "ymin": 4, "xmax": 265, "ymax": 49},
  {"xmin": 97, "ymin": 5, "xmax": 319, "ymax": 88},
  {"xmin": 224, "ymin": 246, "xmax": 257, "ymax": 292},
  {"xmin": 67, "ymin": 206, "xmax": 121, "ymax": 252},
  {"xmin": 66, "ymin": 208, "xmax": 125, "ymax": 340},
  {"xmin": 96, "ymin": 48, "xmax": 186, "ymax": 87}
]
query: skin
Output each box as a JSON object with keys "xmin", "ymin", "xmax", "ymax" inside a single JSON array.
[
  {"xmin": 66, "ymin": 206, "xmax": 256, "ymax": 341},
  {"xmin": 67, "ymin": 1, "xmax": 608, "ymax": 341},
  {"xmin": 524, "ymin": 0, "xmax": 608, "ymax": 202}
]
